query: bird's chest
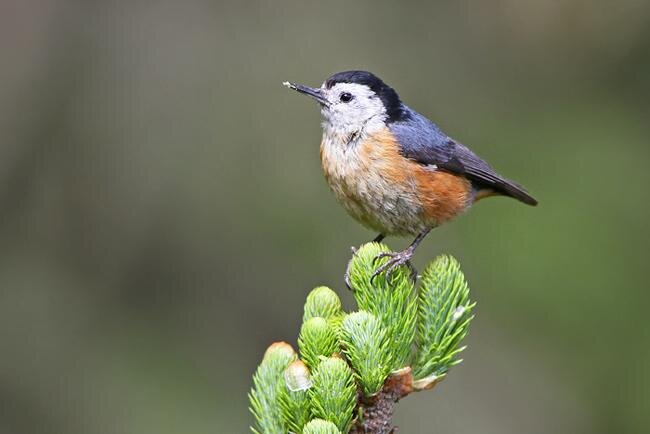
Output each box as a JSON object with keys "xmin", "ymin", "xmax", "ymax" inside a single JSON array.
[{"xmin": 319, "ymin": 130, "xmax": 425, "ymax": 235}]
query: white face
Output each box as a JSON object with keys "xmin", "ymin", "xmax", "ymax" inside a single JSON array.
[{"xmin": 319, "ymin": 83, "xmax": 387, "ymax": 135}]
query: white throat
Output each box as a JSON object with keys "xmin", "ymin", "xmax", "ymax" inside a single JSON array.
[
  {"xmin": 319, "ymin": 82, "xmax": 387, "ymax": 147},
  {"xmin": 321, "ymin": 113, "xmax": 386, "ymax": 149}
]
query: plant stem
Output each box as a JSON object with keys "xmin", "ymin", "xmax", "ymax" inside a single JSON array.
[{"xmin": 349, "ymin": 367, "xmax": 415, "ymax": 434}]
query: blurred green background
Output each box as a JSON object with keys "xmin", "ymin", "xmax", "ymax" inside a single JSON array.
[{"xmin": 1, "ymin": 1, "xmax": 649, "ymax": 433}]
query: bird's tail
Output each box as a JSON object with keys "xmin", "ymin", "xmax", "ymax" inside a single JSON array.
[{"xmin": 498, "ymin": 179, "xmax": 538, "ymax": 206}]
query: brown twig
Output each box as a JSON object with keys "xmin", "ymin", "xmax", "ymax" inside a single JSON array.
[{"xmin": 349, "ymin": 367, "xmax": 421, "ymax": 434}]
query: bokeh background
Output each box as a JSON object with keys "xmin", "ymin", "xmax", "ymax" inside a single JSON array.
[{"xmin": 1, "ymin": 1, "xmax": 649, "ymax": 433}]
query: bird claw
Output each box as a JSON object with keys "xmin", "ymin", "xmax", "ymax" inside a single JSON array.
[
  {"xmin": 344, "ymin": 246, "xmax": 359, "ymax": 291},
  {"xmin": 370, "ymin": 250, "xmax": 418, "ymax": 284},
  {"xmin": 347, "ymin": 241, "xmax": 419, "ymax": 289},
  {"xmin": 344, "ymin": 264, "xmax": 353, "ymax": 291},
  {"xmin": 372, "ymin": 251, "xmax": 393, "ymax": 265}
]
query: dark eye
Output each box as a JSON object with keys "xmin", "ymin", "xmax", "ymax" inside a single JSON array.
[{"xmin": 339, "ymin": 92, "xmax": 353, "ymax": 103}]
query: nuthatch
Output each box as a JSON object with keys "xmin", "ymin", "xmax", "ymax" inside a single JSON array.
[{"xmin": 284, "ymin": 71, "xmax": 537, "ymax": 283}]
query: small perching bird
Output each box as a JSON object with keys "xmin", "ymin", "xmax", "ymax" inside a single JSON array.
[{"xmin": 284, "ymin": 71, "xmax": 537, "ymax": 282}]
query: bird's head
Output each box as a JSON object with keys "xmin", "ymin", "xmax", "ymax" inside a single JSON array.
[{"xmin": 284, "ymin": 70, "xmax": 405, "ymax": 137}]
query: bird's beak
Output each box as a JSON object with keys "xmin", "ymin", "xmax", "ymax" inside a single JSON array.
[{"xmin": 283, "ymin": 81, "xmax": 329, "ymax": 107}]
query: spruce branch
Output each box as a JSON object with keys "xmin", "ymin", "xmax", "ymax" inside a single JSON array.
[
  {"xmin": 340, "ymin": 311, "xmax": 390, "ymax": 396},
  {"xmin": 309, "ymin": 357, "xmax": 357, "ymax": 432},
  {"xmin": 298, "ymin": 317, "xmax": 340, "ymax": 371},
  {"xmin": 412, "ymin": 254, "xmax": 476, "ymax": 382},
  {"xmin": 248, "ymin": 243, "xmax": 477, "ymax": 433},
  {"xmin": 349, "ymin": 367, "xmax": 414, "ymax": 434},
  {"xmin": 303, "ymin": 419, "xmax": 343, "ymax": 434},
  {"xmin": 279, "ymin": 360, "xmax": 313, "ymax": 434},
  {"xmin": 249, "ymin": 342, "xmax": 298, "ymax": 434},
  {"xmin": 347, "ymin": 243, "xmax": 418, "ymax": 371},
  {"xmin": 304, "ymin": 286, "xmax": 343, "ymax": 322}
]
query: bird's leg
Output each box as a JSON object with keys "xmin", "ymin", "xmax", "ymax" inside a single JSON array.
[
  {"xmin": 371, "ymin": 229, "xmax": 431, "ymax": 283},
  {"xmin": 345, "ymin": 233, "xmax": 385, "ymax": 289}
]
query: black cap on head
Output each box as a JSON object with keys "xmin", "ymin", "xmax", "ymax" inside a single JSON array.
[{"xmin": 325, "ymin": 71, "xmax": 406, "ymax": 123}]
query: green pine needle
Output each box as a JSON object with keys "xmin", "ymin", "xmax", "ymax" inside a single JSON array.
[
  {"xmin": 250, "ymin": 247, "xmax": 478, "ymax": 432},
  {"xmin": 309, "ymin": 357, "xmax": 357, "ymax": 432},
  {"xmin": 298, "ymin": 317, "xmax": 340, "ymax": 371},
  {"xmin": 340, "ymin": 311, "xmax": 391, "ymax": 396},
  {"xmin": 413, "ymin": 254, "xmax": 476, "ymax": 380},
  {"xmin": 303, "ymin": 286, "xmax": 342, "ymax": 322},
  {"xmin": 279, "ymin": 360, "xmax": 313, "ymax": 434},
  {"xmin": 347, "ymin": 243, "xmax": 418, "ymax": 371},
  {"xmin": 249, "ymin": 342, "xmax": 298, "ymax": 434},
  {"xmin": 302, "ymin": 419, "xmax": 342, "ymax": 434}
]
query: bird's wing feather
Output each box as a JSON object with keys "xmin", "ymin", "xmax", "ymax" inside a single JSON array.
[{"xmin": 389, "ymin": 107, "xmax": 537, "ymax": 206}]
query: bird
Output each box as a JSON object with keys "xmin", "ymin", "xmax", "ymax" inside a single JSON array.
[{"xmin": 283, "ymin": 70, "xmax": 537, "ymax": 283}]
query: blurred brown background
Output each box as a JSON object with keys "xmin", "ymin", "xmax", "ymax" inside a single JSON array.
[{"xmin": 1, "ymin": 1, "xmax": 649, "ymax": 433}]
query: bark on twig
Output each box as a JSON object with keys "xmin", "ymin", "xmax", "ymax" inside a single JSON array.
[{"xmin": 349, "ymin": 368, "xmax": 417, "ymax": 434}]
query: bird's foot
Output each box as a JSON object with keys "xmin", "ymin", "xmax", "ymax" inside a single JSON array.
[
  {"xmin": 344, "ymin": 245, "xmax": 359, "ymax": 290},
  {"xmin": 345, "ymin": 234, "xmax": 386, "ymax": 289},
  {"xmin": 371, "ymin": 248, "xmax": 418, "ymax": 284}
]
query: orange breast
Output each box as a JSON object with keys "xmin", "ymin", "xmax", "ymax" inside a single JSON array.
[
  {"xmin": 412, "ymin": 162, "xmax": 472, "ymax": 224},
  {"xmin": 357, "ymin": 130, "xmax": 473, "ymax": 227},
  {"xmin": 320, "ymin": 127, "xmax": 473, "ymax": 234},
  {"xmin": 358, "ymin": 129, "xmax": 411, "ymax": 185}
]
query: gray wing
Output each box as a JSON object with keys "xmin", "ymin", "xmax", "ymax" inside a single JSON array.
[{"xmin": 389, "ymin": 107, "xmax": 538, "ymax": 206}]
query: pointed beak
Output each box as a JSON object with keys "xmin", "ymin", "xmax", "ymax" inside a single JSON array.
[{"xmin": 283, "ymin": 81, "xmax": 329, "ymax": 107}]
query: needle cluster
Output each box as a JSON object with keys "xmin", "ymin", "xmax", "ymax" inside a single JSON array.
[{"xmin": 249, "ymin": 243, "xmax": 475, "ymax": 434}]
